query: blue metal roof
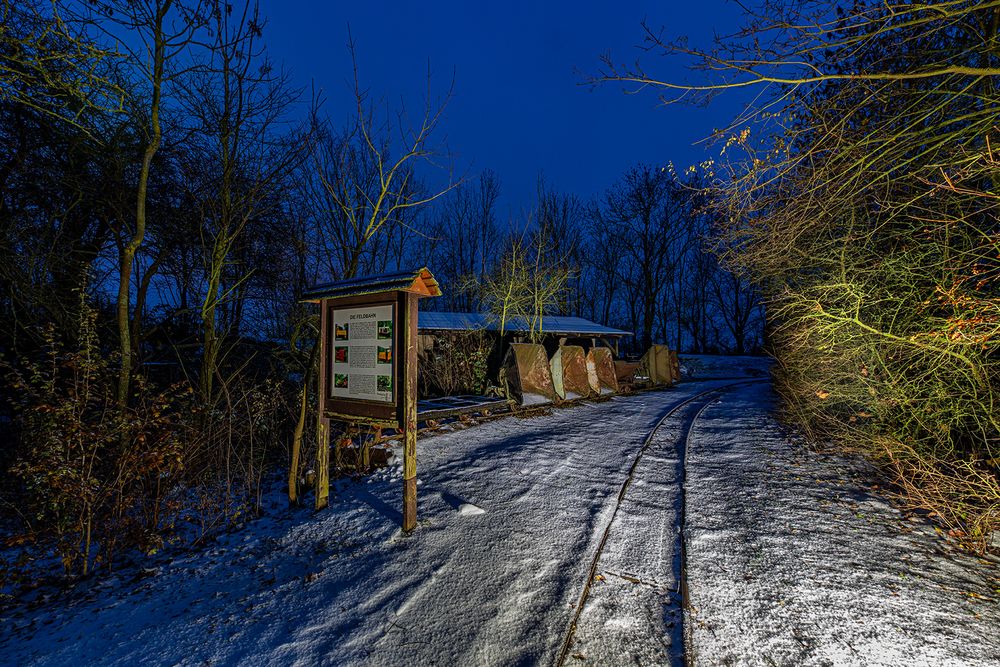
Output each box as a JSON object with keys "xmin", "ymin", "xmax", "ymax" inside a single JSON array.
[{"xmin": 418, "ymin": 311, "xmax": 632, "ymax": 337}]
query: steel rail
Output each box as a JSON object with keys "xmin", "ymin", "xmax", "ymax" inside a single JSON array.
[{"xmin": 554, "ymin": 379, "xmax": 767, "ymax": 667}]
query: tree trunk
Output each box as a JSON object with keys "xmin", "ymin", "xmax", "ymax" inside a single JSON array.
[
  {"xmin": 130, "ymin": 251, "xmax": 164, "ymax": 369},
  {"xmin": 289, "ymin": 339, "xmax": 319, "ymax": 504},
  {"xmin": 116, "ymin": 2, "xmax": 168, "ymax": 406}
]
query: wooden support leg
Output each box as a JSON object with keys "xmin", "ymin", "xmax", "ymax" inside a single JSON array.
[
  {"xmin": 402, "ymin": 422, "xmax": 417, "ymax": 532},
  {"xmin": 402, "ymin": 291, "xmax": 419, "ymax": 532},
  {"xmin": 403, "ymin": 476, "xmax": 417, "ymax": 532},
  {"xmin": 334, "ymin": 428, "xmax": 344, "ymax": 472},
  {"xmin": 316, "ymin": 416, "xmax": 330, "ymax": 510}
]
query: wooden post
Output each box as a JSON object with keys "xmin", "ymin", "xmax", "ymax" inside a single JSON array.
[
  {"xmin": 316, "ymin": 417, "xmax": 330, "ymax": 509},
  {"xmin": 316, "ymin": 301, "xmax": 330, "ymax": 510},
  {"xmin": 402, "ymin": 293, "xmax": 419, "ymax": 532}
]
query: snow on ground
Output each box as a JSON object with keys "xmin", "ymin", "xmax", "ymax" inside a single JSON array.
[
  {"xmin": 1, "ymin": 356, "xmax": 997, "ymax": 667},
  {"xmin": 0, "ymin": 378, "xmax": 742, "ymax": 667},
  {"xmin": 685, "ymin": 383, "xmax": 1000, "ymax": 666}
]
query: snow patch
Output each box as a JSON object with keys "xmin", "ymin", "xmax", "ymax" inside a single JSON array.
[
  {"xmin": 520, "ymin": 393, "xmax": 551, "ymax": 406},
  {"xmin": 457, "ymin": 503, "xmax": 486, "ymax": 516}
]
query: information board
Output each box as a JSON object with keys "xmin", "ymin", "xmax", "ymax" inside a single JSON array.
[{"xmin": 329, "ymin": 303, "xmax": 395, "ymax": 403}]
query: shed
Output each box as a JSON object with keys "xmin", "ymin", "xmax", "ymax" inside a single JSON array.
[{"xmin": 415, "ymin": 311, "xmax": 632, "ymax": 398}]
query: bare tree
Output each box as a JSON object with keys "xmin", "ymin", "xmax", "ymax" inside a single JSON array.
[
  {"xmin": 81, "ymin": 0, "xmax": 207, "ymax": 405},
  {"xmin": 308, "ymin": 37, "xmax": 458, "ymax": 282},
  {"xmin": 0, "ymin": 0, "xmax": 124, "ymax": 129},
  {"xmin": 289, "ymin": 37, "xmax": 458, "ymax": 501},
  {"xmin": 536, "ymin": 177, "xmax": 584, "ymax": 316},
  {"xmin": 599, "ymin": 165, "xmax": 691, "ymax": 351},
  {"xmin": 179, "ymin": 0, "xmax": 306, "ymax": 402},
  {"xmin": 593, "ymin": 1, "xmax": 1000, "ymax": 543},
  {"xmin": 423, "ymin": 169, "xmax": 502, "ymax": 312},
  {"xmin": 709, "ymin": 256, "xmax": 762, "ymax": 355},
  {"xmin": 577, "ymin": 199, "xmax": 627, "ymax": 329},
  {"xmin": 479, "ymin": 226, "xmax": 569, "ymax": 342}
]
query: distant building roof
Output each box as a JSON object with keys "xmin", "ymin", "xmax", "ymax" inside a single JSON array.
[
  {"xmin": 302, "ymin": 267, "xmax": 441, "ymax": 302},
  {"xmin": 418, "ymin": 311, "xmax": 632, "ymax": 338}
]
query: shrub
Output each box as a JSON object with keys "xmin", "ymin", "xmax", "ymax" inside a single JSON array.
[
  {"xmin": 419, "ymin": 330, "xmax": 493, "ymax": 396},
  {"xmin": 5, "ymin": 302, "xmax": 185, "ymax": 575}
]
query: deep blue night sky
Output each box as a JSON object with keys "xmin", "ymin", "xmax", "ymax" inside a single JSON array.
[{"xmin": 263, "ymin": 1, "xmax": 749, "ymax": 216}]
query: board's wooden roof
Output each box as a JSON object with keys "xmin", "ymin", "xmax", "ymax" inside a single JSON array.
[{"xmin": 302, "ymin": 267, "xmax": 441, "ymax": 302}]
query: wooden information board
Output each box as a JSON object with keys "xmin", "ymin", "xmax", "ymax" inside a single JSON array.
[
  {"xmin": 302, "ymin": 268, "xmax": 440, "ymax": 532},
  {"xmin": 320, "ymin": 292, "xmax": 413, "ymax": 426},
  {"xmin": 329, "ymin": 302, "xmax": 395, "ymax": 403}
]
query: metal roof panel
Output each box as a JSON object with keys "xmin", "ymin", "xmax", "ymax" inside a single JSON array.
[{"xmin": 417, "ymin": 311, "xmax": 631, "ymax": 337}]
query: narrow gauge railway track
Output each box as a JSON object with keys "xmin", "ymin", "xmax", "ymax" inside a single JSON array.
[{"xmin": 554, "ymin": 379, "xmax": 768, "ymax": 667}]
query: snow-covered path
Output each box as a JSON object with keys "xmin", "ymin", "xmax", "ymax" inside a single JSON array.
[
  {"xmin": 685, "ymin": 384, "xmax": 1000, "ymax": 666},
  {"xmin": 1, "ymin": 379, "xmax": 740, "ymax": 666},
  {"xmin": 2, "ymin": 365, "xmax": 998, "ymax": 667}
]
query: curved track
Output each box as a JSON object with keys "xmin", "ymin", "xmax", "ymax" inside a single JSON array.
[{"xmin": 555, "ymin": 379, "xmax": 767, "ymax": 667}]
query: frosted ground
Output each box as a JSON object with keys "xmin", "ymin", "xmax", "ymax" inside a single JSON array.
[{"xmin": 1, "ymin": 357, "xmax": 997, "ymax": 666}]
